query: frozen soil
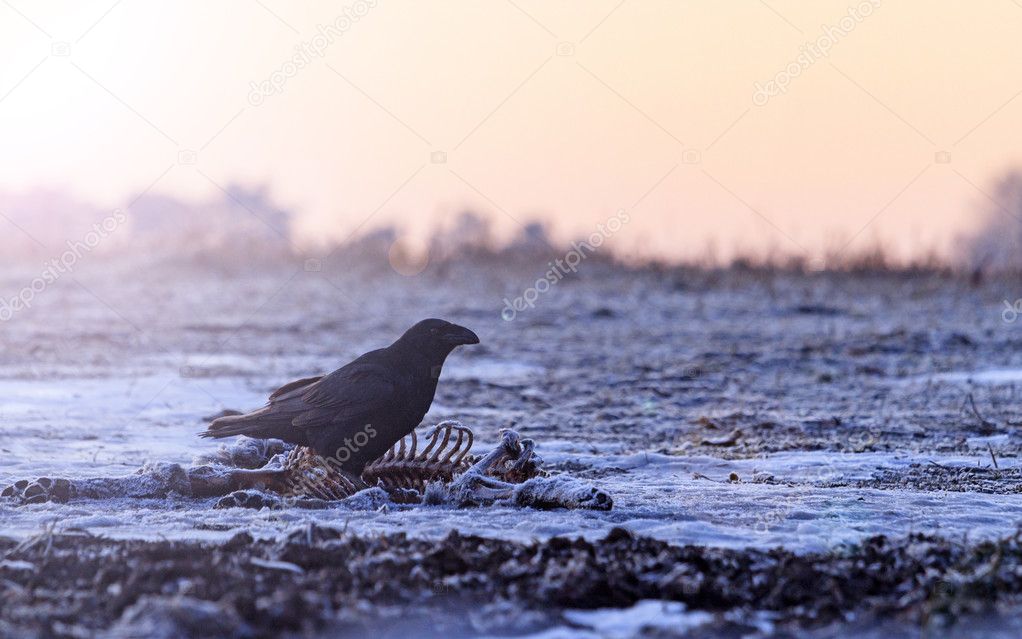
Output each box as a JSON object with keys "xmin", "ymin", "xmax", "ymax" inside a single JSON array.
[
  {"xmin": 3, "ymin": 526, "xmax": 1022, "ymax": 638},
  {"xmin": 855, "ymin": 462, "xmax": 1022, "ymax": 494},
  {"xmin": 2, "ymin": 254, "xmax": 1022, "ymax": 635}
]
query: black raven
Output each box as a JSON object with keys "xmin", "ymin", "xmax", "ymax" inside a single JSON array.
[{"xmin": 200, "ymin": 319, "xmax": 479, "ymax": 473}]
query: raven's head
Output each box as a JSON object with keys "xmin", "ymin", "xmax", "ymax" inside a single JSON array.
[{"xmin": 395, "ymin": 318, "xmax": 480, "ymax": 360}]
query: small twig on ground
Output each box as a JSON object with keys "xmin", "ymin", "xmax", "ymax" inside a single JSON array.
[
  {"xmin": 701, "ymin": 428, "xmax": 741, "ymax": 447},
  {"xmin": 966, "ymin": 392, "xmax": 996, "ymax": 430},
  {"xmin": 988, "ymin": 443, "xmax": 1000, "ymax": 470}
]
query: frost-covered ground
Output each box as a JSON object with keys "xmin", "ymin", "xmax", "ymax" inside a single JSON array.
[{"xmin": 2, "ymin": 256, "xmax": 1022, "ymax": 636}]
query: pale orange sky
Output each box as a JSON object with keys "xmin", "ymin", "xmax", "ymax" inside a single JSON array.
[{"xmin": 1, "ymin": 0, "xmax": 1021, "ymax": 261}]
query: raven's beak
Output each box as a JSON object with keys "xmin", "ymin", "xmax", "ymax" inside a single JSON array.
[{"xmin": 445, "ymin": 324, "xmax": 480, "ymax": 345}]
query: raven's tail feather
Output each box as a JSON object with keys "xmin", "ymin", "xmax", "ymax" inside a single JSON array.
[{"xmin": 201, "ymin": 408, "xmax": 290, "ymax": 440}]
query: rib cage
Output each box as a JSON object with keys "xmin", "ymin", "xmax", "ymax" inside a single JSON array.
[
  {"xmin": 278, "ymin": 421, "xmax": 480, "ymax": 500},
  {"xmin": 362, "ymin": 421, "xmax": 476, "ymax": 492},
  {"xmin": 280, "ymin": 447, "xmax": 368, "ymax": 501}
]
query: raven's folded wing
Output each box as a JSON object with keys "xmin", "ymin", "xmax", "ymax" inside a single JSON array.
[
  {"xmin": 202, "ymin": 364, "xmax": 394, "ymax": 440},
  {"xmin": 291, "ymin": 363, "xmax": 396, "ymax": 430}
]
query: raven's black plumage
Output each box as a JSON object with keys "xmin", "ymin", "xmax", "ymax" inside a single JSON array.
[{"xmin": 201, "ymin": 319, "xmax": 479, "ymax": 473}]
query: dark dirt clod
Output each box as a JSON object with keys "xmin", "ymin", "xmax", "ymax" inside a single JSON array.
[{"xmin": 2, "ymin": 527, "xmax": 1022, "ymax": 637}]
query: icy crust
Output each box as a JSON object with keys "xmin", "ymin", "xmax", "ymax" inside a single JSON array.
[
  {"xmin": 78, "ymin": 462, "xmax": 193, "ymax": 499},
  {"xmin": 4, "ymin": 442, "xmax": 1022, "ymax": 554},
  {"xmin": 1, "ymin": 432, "xmax": 614, "ymax": 514},
  {"xmin": 512, "ymin": 475, "xmax": 614, "ymax": 510},
  {"xmin": 192, "ymin": 436, "xmax": 288, "ymax": 469},
  {"xmin": 105, "ymin": 595, "xmax": 254, "ymax": 639},
  {"xmin": 2, "ymin": 463, "xmax": 196, "ymax": 504}
]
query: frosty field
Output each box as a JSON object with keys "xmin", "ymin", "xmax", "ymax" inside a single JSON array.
[{"xmin": 2, "ymin": 256, "xmax": 1022, "ymax": 637}]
